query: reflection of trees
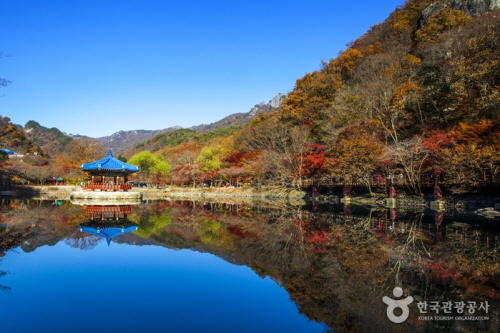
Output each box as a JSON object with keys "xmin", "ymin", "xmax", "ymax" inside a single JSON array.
[
  {"xmin": 0, "ymin": 267, "xmax": 10, "ymax": 292},
  {"xmin": 388, "ymin": 214, "xmax": 431, "ymax": 284},
  {"xmin": 156, "ymin": 202, "xmax": 499, "ymax": 332},
  {"xmin": 196, "ymin": 217, "xmax": 234, "ymax": 250},
  {"xmin": 64, "ymin": 233, "xmax": 101, "ymax": 250},
  {"xmin": 0, "ymin": 199, "xmax": 88, "ymax": 252},
  {"xmin": 128, "ymin": 208, "xmax": 171, "ymax": 239},
  {"xmin": 1, "ymin": 199, "xmax": 498, "ymax": 332},
  {"xmin": 429, "ymin": 222, "xmax": 500, "ymax": 296}
]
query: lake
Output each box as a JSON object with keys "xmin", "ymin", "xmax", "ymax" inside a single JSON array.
[{"xmin": 0, "ymin": 198, "xmax": 498, "ymax": 332}]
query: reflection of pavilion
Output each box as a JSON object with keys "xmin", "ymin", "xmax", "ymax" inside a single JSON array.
[
  {"xmin": 83, "ymin": 204, "xmax": 133, "ymax": 220},
  {"xmin": 79, "ymin": 204, "xmax": 139, "ymax": 246},
  {"xmin": 79, "ymin": 222, "xmax": 138, "ymax": 246}
]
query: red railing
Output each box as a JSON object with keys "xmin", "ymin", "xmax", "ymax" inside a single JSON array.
[
  {"xmin": 83, "ymin": 184, "xmax": 133, "ymax": 191},
  {"xmin": 301, "ymin": 175, "xmax": 499, "ymax": 188}
]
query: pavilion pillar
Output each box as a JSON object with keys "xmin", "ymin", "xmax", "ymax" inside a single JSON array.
[
  {"xmin": 340, "ymin": 186, "xmax": 352, "ymax": 203},
  {"xmin": 385, "ymin": 185, "xmax": 396, "ymax": 208},
  {"xmin": 91, "ymin": 175, "xmax": 95, "ymax": 185},
  {"xmin": 435, "ymin": 210, "xmax": 443, "ymax": 228},
  {"xmin": 430, "ymin": 185, "xmax": 445, "ymax": 210},
  {"xmin": 388, "ymin": 185, "xmax": 396, "ymax": 198},
  {"xmin": 389, "ymin": 208, "xmax": 396, "ymax": 221},
  {"xmin": 343, "ymin": 186, "xmax": 351, "ymax": 197},
  {"xmin": 343, "ymin": 204, "xmax": 351, "ymax": 216},
  {"xmin": 434, "ymin": 186, "xmax": 443, "ymax": 200}
]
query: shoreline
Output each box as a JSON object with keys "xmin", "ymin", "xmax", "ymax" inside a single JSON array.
[{"xmin": 1, "ymin": 185, "xmax": 499, "ymax": 216}]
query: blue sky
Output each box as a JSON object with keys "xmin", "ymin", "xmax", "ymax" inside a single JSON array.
[{"xmin": 1, "ymin": 0, "xmax": 404, "ymax": 138}]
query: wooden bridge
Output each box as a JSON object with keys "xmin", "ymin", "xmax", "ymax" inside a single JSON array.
[{"xmin": 301, "ymin": 175, "xmax": 499, "ymax": 189}]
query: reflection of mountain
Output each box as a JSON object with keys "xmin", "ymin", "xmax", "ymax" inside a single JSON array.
[
  {"xmin": 79, "ymin": 220, "xmax": 139, "ymax": 246},
  {"xmin": 1, "ymin": 199, "xmax": 499, "ymax": 332}
]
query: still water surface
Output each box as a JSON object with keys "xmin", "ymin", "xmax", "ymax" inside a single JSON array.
[
  {"xmin": 0, "ymin": 199, "xmax": 499, "ymax": 332},
  {"xmin": 2, "ymin": 242, "xmax": 324, "ymax": 333}
]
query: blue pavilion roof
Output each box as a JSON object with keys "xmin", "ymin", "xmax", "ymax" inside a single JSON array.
[
  {"xmin": 0, "ymin": 148, "xmax": 17, "ymax": 155},
  {"xmin": 80, "ymin": 150, "xmax": 140, "ymax": 173},
  {"xmin": 80, "ymin": 225, "xmax": 139, "ymax": 246}
]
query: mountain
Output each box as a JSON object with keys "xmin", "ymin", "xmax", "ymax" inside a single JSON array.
[
  {"xmin": 1, "ymin": 91, "xmax": 285, "ymax": 158},
  {"xmin": 419, "ymin": 0, "xmax": 500, "ymax": 25},
  {"xmin": 24, "ymin": 120, "xmax": 73, "ymax": 157},
  {"xmin": 0, "ymin": 116, "xmax": 43, "ymax": 156},
  {"xmin": 97, "ymin": 93, "xmax": 285, "ymax": 155},
  {"xmin": 189, "ymin": 93, "xmax": 285, "ymax": 132},
  {"xmin": 95, "ymin": 127, "xmax": 182, "ymax": 156}
]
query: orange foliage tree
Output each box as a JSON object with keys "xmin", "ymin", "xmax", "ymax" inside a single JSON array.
[
  {"xmin": 55, "ymin": 138, "xmax": 106, "ymax": 184},
  {"xmin": 330, "ymin": 125, "xmax": 384, "ymax": 195}
]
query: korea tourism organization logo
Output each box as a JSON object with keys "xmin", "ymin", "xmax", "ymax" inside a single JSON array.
[
  {"xmin": 383, "ymin": 287, "xmax": 491, "ymax": 323},
  {"xmin": 382, "ymin": 287, "xmax": 414, "ymax": 323}
]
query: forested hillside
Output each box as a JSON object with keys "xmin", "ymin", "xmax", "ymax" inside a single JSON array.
[
  {"xmin": 96, "ymin": 128, "xmax": 180, "ymax": 156},
  {"xmin": 119, "ymin": 0, "xmax": 499, "ymax": 192},
  {"xmin": 0, "ymin": 116, "xmax": 42, "ymax": 156},
  {"xmin": 3, "ymin": 0, "xmax": 500, "ymax": 191},
  {"xmin": 24, "ymin": 120, "xmax": 72, "ymax": 157}
]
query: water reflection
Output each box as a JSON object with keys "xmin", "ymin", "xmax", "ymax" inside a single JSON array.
[
  {"xmin": 78, "ymin": 204, "xmax": 139, "ymax": 246},
  {"xmin": 0, "ymin": 198, "xmax": 499, "ymax": 332},
  {"xmin": 79, "ymin": 222, "xmax": 139, "ymax": 246}
]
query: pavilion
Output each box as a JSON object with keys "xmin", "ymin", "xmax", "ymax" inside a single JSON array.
[{"xmin": 80, "ymin": 150, "xmax": 140, "ymax": 191}]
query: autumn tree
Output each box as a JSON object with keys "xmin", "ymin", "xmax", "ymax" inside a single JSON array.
[
  {"xmin": 437, "ymin": 118, "xmax": 500, "ymax": 184},
  {"xmin": 351, "ymin": 52, "xmax": 421, "ymax": 143},
  {"xmin": 4, "ymin": 156, "xmax": 63, "ymax": 185},
  {"xmin": 128, "ymin": 151, "xmax": 170, "ymax": 184},
  {"xmin": 0, "ymin": 116, "xmax": 43, "ymax": 155},
  {"xmin": 56, "ymin": 138, "xmax": 106, "ymax": 183},
  {"xmin": 167, "ymin": 143, "xmax": 202, "ymax": 187},
  {"xmin": 299, "ymin": 143, "xmax": 330, "ymax": 185},
  {"xmin": 236, "ymin": 117, "xmax": 313, "ymax": 187},
  {"xmin": 281, "ymin": 47, "xmax": 366, "ymax": 130},
  {"xmin": 420, "ymin": 131, "xmax": 454, "ymax": 170},
  {"xmin": 330, "ymin": 125, "xmax": 384, "ymax": 195},
  {"xmin": 450, "ymin": 19, "xmax": 500, "ymax": 120},
  {"xmin": 383, "ymin": 136, "xmax": 429, "ymax": 194},
  {"xmin": 198, "ymin": 145, "xmax": 226, "ymax": 171},
  {"xmin": 415, "ymin": 8, "xmax": 471, "ymax": 44}
]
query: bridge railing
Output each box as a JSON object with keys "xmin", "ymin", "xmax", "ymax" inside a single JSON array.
[{"xmin": 301, "ymin": 174, "xmax": 499, "ymax": 188}]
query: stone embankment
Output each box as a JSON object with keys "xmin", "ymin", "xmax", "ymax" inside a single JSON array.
[
  {"xmin": 0, "ymin": 185, "xmax": 307, "ymax": 206},
  {"xmin": 138, "ymin": 186, "xmax": 307, "ymax": 206},
  {"xmin": 0, "ymin": 185, "xmax": 81, "ymax": 200},
  {"xmin": 3, "ymin": 186, "xmax": 499, "ymax": 216}
]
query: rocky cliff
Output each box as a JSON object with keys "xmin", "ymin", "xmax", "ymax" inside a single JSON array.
[
  {"xmin": 418, "ymin": 0, "xmax": 500, "ymax": 27},
  {"xmin": 189, "ymin": 93, "xmax": 285, "ymax": 132}
]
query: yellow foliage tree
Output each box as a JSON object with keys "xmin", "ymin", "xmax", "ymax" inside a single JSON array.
[
  {"xmin": 56, "ymin": 138, "xmax": 106, "ymax": 183},
  {"xmin": 415, "ymin": 8, "xmax": 471, "ymax": 44}
]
